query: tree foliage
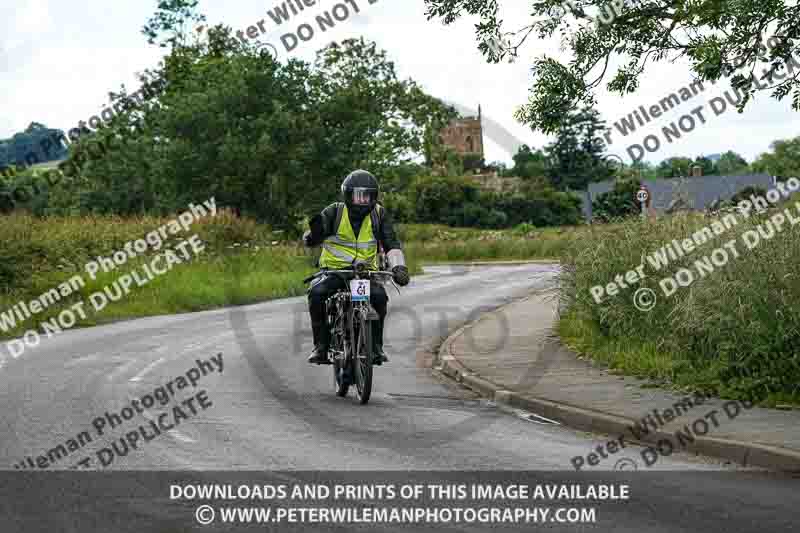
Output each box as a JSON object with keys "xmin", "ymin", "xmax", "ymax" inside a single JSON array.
[
  {"xmin": 694, "ymin": 155, "xmax": 716, "ymax": 176},
  {"xmin": 544, "ymin": 106, "xmax": 614, "ymax": 190},
  {"xmin": 423, "ymin": 0, "xmax": 800, "ymax": 133},
  {"xmin": 509, "ymin": 144, "xmax": 549, "ymax": 179},
  {"xmin": 656, "ymin": 156, "xmax": 694, "ymax": 178},
  {"xmin": 0, "ymin": 122, "xmax": 68, "ymax": 168},
  {"xmin": 55, "ymin": 2, "xmax": 453, "ymax": 229},
  {"xmin": 716, "ymin": 150, "xmax": 749, "ymax": 175},
  {"xmin": 591, "ymin": 178, "xmax": 640, "ymax": 222},
  {"xmin": 408, "ymin": 174, "xmax": 582, "ymax": 227},
  {"xmin": 751, "ymin": 136, "xmax": 800, "ymax": 178}
]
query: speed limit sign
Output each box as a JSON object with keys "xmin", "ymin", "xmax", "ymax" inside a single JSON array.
[{"xmin": 636, "ymin": 188, "xmax": 649, "ymax": 203}]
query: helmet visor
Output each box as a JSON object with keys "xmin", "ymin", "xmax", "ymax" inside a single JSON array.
[{"xmin": 351, "ymin": 187, "xmax": 375, "ymax": 206}]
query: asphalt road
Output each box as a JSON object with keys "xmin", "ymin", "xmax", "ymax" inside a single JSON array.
[{"xmin": 0, "ymin": 263, "xmax": 797, "ymax": 532}]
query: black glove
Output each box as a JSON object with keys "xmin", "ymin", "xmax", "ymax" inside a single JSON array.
[{"xmin": 392, "ymin": 265, "xmax": 410, "ymax": 286}]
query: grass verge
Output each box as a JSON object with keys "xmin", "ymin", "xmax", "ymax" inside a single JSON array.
[
  {"xmin": 1, "ymin": 215, "xmax": 576, "ymax": 344},
  {"xmin": 559, "ymin": 206, "xmax": 800, "ymax": 407}
]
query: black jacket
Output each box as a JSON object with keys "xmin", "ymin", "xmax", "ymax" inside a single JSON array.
[{"xmin": 306, "ymin": 202, "xmax": 403, "ymax": 252}]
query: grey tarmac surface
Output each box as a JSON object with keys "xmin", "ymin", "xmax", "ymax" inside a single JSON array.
[{"xmin": 0, "ymin": 264, "xmax": 797, "ymax": 532}]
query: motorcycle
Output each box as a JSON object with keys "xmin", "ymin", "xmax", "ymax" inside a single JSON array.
[{"xmin": 303, "ymin": 261, "xmax": 396, "ymax": 405}]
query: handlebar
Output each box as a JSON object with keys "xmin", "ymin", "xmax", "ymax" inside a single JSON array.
[{"xmin": 303, "ymin": 269, "xmax": 395, "ymax": 284}]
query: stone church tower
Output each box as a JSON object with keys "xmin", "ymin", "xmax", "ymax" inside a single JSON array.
[{"xmin": 439, "ymin": 105, "xmax": 485, "ymax": 158}]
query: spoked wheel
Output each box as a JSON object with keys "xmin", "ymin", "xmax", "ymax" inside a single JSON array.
[
  {"xmin": 331, "ymin": 327, "xmax": 349, "ymax": 397},
  {"xmin": 353, "ymin": 311, "xmax": 373, "ymax": 405},
  {"xmin": 333, "ymin": 359, "xmax": 349, "ymax": 397}
]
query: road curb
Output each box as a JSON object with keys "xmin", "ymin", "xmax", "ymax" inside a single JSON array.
[{"xmin": 433, "ymin": 298, "xmax": 800, "ymax": 473}]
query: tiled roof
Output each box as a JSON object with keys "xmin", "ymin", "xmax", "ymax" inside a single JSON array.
[{"xmin": 583, "ymin": 174, "xmax": 775, "ymax": 221}]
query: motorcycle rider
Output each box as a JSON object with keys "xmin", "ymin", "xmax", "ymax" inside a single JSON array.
[{"xmin": 303, "ymin": 170, "xmax": 410, "ymax": 365}]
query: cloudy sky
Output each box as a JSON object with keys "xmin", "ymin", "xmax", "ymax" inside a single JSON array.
[{"xmin": 1, "ymin": 0, "xmax": 797, "ymax": 165}]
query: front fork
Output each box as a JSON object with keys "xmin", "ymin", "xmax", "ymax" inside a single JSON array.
[{"xmin": 349, "ymin": 302, "xmax": 379, "ymax": 361}]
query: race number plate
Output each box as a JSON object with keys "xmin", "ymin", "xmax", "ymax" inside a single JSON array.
[{"xmin": 350, "ymin": 279, "xmax": 370, "ymax": 302}]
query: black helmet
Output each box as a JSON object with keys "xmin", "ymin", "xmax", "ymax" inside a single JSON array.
[{"xmin": 341, "ymin": 170, "xmax": 379, "ymax": 212}]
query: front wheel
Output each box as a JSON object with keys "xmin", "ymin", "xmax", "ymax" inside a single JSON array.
[
  {"xmin": 330, "ymin": 309, "xmax": 349, "ymax": 397},
  {"xmin": 353, "ymin": 310, "xmax": 373, "ymax": 405},
  {"xmin": 333, "ymin": 360, "xmax": 349, "ymax": 397}
]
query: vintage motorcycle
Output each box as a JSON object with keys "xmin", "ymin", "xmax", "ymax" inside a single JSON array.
[{"xmin": 303, "ymin": 261, "xmax": 396, "ymax": 405}]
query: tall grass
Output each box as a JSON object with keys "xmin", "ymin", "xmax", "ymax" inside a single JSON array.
[
  {"xmin": 399, "ymin": 223, "xmax": 602, "ymax": 262},
  {"xmin": 559, "ymin": 207, "xmax": 800, "ymax": 405},
  {"xmin": 0, "ymin": 213, "xmax": 590, "ymax": 343},
  {"xmin": 0, "ymin": 212, "xmax": 316, "ymax": 340}
]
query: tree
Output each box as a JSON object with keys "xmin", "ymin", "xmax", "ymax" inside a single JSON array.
[
  {"xmin": 591, "ymin": 178, "xmax": 640, "ymax": 222},
  {"xmin": 142, "ymin": 0, "xmax": 206, "ymax": 48},
  {"xmin": 409, "ymin": 175, "xmax": 480, "ymax": 223},
  {"xmin": 56, "ymin": 2, "xmax": 453, "ymax": 229},
  {"xmin": 656, "ymin": 157, "xmax": 694, "ymax": 178},
  {"xmin": 624, "ymin": 160, "xmax": 657, "ymax": 181},
  {"xmin": 486, "ymin": 160, "xmax": 508, "ymax": 175},
  {"xmin": 423, "ymin": 1, "xmax": 800, "ymax": 134},
  {"xmin": 751, "ymin": 137, "xmax": 800, "ymax": 178},
  {"xmin": 694, "ymin": 155, "xmax": 716, "ymax": 176},
  {"xmin": 509, "ymin": 144, "xmax": 549, "ymax": 179},
  {"xmin": 544, "ymin": 106, "xmax": 614, "ymax": 190},
  {"xmin": 716, "ymin": 151, "xmax": 749, "ymax": 175},
  {"xmin": 311, "ymin": 38, "xmax": 455, "ymax": 181},
  {"xmin": 0, "ymin": 123, "xmax": 68, "ymax": 168}
]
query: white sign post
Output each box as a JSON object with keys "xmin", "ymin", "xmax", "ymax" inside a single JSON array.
[{"xmin": 636, "ymin": 187, "xmax": 650, "ymax": 219}]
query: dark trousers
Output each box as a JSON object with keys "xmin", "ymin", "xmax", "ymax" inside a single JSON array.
[{"xmin": 308, "ymin": 275, "xmax": 388, "ymax": 349}]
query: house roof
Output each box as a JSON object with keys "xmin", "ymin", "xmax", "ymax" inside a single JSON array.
[{"xmin": 583, "ymin": 173, "xmax": 775, "ymax": 219}]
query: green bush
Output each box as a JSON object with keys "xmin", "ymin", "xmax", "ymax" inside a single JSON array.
[
  {"xmin": 488, "ymin": 189, "xmax": 583, "ymax": 227},
  {"xmin": 591, "ymin": 179, "xmax": 640, "ymax": 222},
  {"xmin": 380, "ymin": 192, "xmax": 414, "ymax": 224},
  {"xmin": 408, "ymin": 175, "xmax": 582, "ymax": 229},
  {"xmin": 729, "ymin": 186, "xmax": 768, "ymax": 206},
  {"xmin": 409, "ymin": 175, "xmax": 481, "ymax": 223}
]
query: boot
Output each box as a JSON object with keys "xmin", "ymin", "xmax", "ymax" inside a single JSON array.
[
  {"xmin": 307, "ymin": 345, "xmax": 330, "ymax": 365},
  {"xmin": 308, "ymin": 317, "xmax": 331, "ymax": 365},
  {"xmin": 371, "ymin": 316, "xmax": 388, "ymax": 365}
]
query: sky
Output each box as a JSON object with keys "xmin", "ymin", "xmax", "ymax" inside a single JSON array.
[{"xmin": 1, "ymin": 0, "xmax": 798, "ymax": 166}]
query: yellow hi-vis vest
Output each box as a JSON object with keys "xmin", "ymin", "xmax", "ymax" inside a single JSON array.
[{"xmin": 319, "ymin": 204, "xmax": 380, "ymax": 270}]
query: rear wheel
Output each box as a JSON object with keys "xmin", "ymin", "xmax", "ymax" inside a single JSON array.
[{"xmin": 353, "ymin": 309, "xmax": 373, "ymax": 405}]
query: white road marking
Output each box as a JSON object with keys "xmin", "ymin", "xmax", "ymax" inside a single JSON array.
[
  {"xmin": 129, "ymin": 357, "xmax": 165, "ymax": 382},
  {"xmin": 64, "ymin": 354, "xmax": 99, "ymax": 367},
  {"xmin": 136, "ymin": 400, "xmax": 197, "ymax": 444}
]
